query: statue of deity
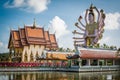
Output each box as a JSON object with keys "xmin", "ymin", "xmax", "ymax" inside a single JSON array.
[{"xmin": 73, "ymin": 4, "xmax": 105, "ymax": 47}]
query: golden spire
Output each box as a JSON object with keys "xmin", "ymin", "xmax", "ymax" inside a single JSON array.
[
  {"xmin": 33, "ymin": 18, "xmax": 36, "ymax": 28},
  {"xmin": 23, "ymin": 22, "xmax": 26, "ymax": 27}
]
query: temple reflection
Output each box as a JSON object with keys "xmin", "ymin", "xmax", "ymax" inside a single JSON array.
[{"xmin": 0, "ymin": 72, "xmax": 119, "ymax": 80}]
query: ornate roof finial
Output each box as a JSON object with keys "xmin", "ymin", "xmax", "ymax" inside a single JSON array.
[
  {"xmin": 33, "ymin": 18, "xmax": 36, "ymax": 28},
  {"xmin": 23, "ymin": 23, "xmax": 26, "ymax": 27}
]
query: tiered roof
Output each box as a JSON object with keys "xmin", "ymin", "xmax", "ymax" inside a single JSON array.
[{"xmin": 8, "ymin": 26, "xmax": 58, "ymax": 49}]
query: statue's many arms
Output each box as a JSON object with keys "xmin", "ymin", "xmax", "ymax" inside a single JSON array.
[{"xmin": 73, "ymin": 4, "xmax": 105, "ymax": 47}]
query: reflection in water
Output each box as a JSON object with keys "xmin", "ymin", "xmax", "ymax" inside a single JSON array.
[{"xmin": 0, "ymin": 71, "xmax": 120, "ymax": 80}]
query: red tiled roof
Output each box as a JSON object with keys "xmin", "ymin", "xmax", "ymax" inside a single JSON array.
[
  {"xmin": 49, "ymin": 34, "xmax": 58, "ymax": 48},
  {"xmin": 25, "ymin": 26, "xmax": 44, "ymax": 38},
  {"xmin": 67, "ymin": 49, "xmax": 120, "ymax": 59},
  {"xmin": 12, "ymin": 31, "xmax": 22, "ymax": 47},
  {"xmin": 25, "ymin": 26, "xmax": 46, "ymax": 45},
  {"xmin": 8, "ymin": 26, "xmax": 58, "ymax": 49},
  {"xmin": 80, "ymin": 50, "xmax": 119, "ymax": 59},
  {"xmin": 19, "ymin": 28, "xmax": 28, "ymax": 45},
  {"xmin": 44, "ymin": 31, "xmax": 51, "ymax": 48}
]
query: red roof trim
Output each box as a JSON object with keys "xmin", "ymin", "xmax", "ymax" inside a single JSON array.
[{"xmin": 80, "ymin": 50, "xmax": 119, "ymax": 59}]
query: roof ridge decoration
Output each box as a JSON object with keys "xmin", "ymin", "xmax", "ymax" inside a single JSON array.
[{"xmin": 33, "ymin": 18, "xmax": 36, "ymax": 28}]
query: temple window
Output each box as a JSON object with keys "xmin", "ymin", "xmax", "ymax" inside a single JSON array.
[
  {"xmin": 82, "ymin": 59, "xmax": 87, "ymax": 66},
  {"xmin": 107, "ymin": 60, "xmax": 113, "ymax": 66},
  {"xmin": 91, "ymin": 59, "xmax": 98, "ymax": 66}
]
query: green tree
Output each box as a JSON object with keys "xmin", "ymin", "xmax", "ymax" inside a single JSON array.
[
  {"xmin": 59, "ymin": 47, "xmax": 64, "ymax": 52},
  {"xmin": 110, "ymin": 46, "xmax": 114, "ymax": 50},
  {"xmin": 66, "ymin": 48, "xmax": 70, "ymax": 52}
]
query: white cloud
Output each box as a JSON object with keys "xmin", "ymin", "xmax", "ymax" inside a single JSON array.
[
  {"xmin": 105, "ymin": 12, "xmax": 120, "ymax": 30},
  {"xmin": 49, "ymin": 16, "xmax": 70, "ymax": 39},
  {"xmin": 0, "ymin": 41, "xmax": 3, "ymax": 47},
  {"xmin": 0, "ymin": 41, "xmax": 8, "ymax": 53},
  {"xmin": 4, "ymin": 0, "xmax": 50, "ymax": 13},
  {"xmin": 99, "ymin": 37, "xmax": 110, "ymax": 44},
  {"xmin": 98, "ymin": 36, "xmax": 120, "ymax": 48},
  {"xmin": 58, "ymin": 35, "xmax": 74, "ymax": 49}
]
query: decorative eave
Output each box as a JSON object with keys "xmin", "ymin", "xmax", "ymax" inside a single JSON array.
[
  {"xmin": 49, "ymin": 34, "xmax": 58, "ymax": 49},
  {"xmin": 44, "ymin": 31, "xmax": 51, "ymax": 48},
  {"xmin": 19, "ymin": 28, "xmax": 28, "ymax": 46}
]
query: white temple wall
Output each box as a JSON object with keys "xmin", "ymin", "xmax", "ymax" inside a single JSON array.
[{"xmin": 22, "ymin": 45, "xmax": 45, "ymax": 62}]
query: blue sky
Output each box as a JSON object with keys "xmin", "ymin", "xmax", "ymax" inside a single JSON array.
[{"xmin": 0, "ymin": 0, "xmax": 120, "ymax": 53}]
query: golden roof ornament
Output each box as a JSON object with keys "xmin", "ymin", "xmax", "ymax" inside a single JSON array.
[{"xmin": 33, "ymin": 18, "xmax": 36, "ymax": 28}]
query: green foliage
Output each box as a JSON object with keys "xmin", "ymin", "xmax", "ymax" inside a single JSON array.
[
  {"xmin": 0, "ymin": 52, "xmax": 9, "ymax": 61},
  {"xmin": 58, "ymin": 47, "xmax": 64, "ymax": 52}
]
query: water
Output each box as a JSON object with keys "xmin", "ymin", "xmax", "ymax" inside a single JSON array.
[{"xmin": 0, "ymin": 71, "xmax": 120, "ymax": 80}]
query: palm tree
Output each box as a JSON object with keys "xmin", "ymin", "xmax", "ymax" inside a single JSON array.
[{"xmin": 110, "ymin": 46, "xmax": 114, "ymax": 50}]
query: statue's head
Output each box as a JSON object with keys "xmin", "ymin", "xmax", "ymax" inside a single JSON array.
[
  {"xmin": 88, "ymin": 4, "xmax": 95, "ymax": 24},
  {"xmin": 88, "ymin": 10, "xmax": 95, "ymax": 24}
]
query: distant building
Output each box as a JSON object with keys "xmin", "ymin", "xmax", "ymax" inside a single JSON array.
[{"xmin": 8, "ymin": 23, "xmax": 58, "ymax": 62}]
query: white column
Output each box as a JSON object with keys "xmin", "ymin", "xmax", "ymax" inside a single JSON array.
[
  {"xmin": 78, "ymin": 58, "xmax": 81, "ymax": 67},
  {"xmin": 88, "ymin": 59, "xmax": 91, "ymax": 66}
]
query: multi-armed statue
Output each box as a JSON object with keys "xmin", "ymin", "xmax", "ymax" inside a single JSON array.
[{"xmin": 73, "ymin": 4, "xmax": 105, "ymax": 47}]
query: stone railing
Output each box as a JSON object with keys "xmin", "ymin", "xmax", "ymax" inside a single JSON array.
[{"xmin": 79, "ymin": 65, "xmax": 120, "ymax": 71}]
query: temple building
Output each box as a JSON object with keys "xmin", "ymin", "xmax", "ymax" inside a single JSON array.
[
  {"xmin": 8, "ymin": 23, "xmax": 58, "ymax": 62},
  {"xmin": 68, "ymin": 48, "xmax": 120, "ymax": 67}
]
